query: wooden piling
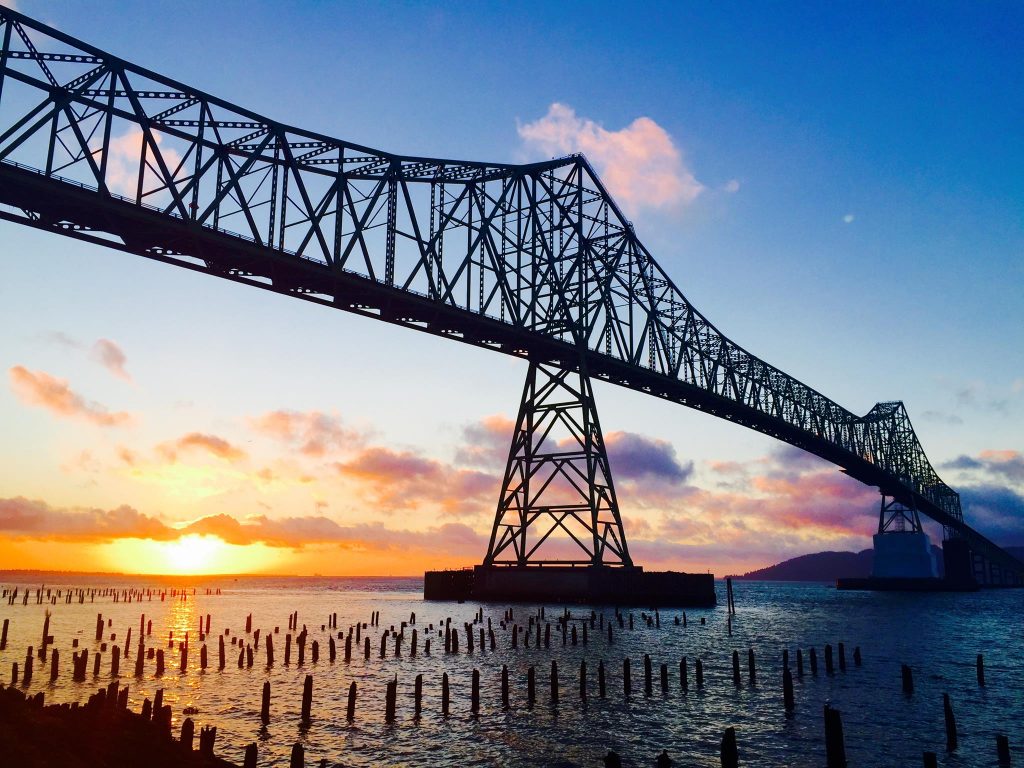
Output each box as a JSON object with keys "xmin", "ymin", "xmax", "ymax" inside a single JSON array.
[
  {"xmin": 218, "ymin": 635, "xmax": 225, "ymax": 670},
  {"xmin": 623, "ymin": 657, "xmax": 631, "ymax": 698},
  {"xmin": 732, "ymin": 650, "xmax": 741, "ymax": 687},
  {"xmin": 838, "ymin": 642, "xmax": 846, "ymax": 672},
  {"xmin": 977, "ymin": 654, "xmax": 985, "ymax": 687},
  {"xmin": 580, "ymin": 660, "xmax": 588, "ymax": 704},
  {"xmin": 644, "ymin": 654, "xmax": 653, "ymax": 695},
  {"xmin": 922, "ymin": 752, "xmax": 938, "ymax": 768},
  {"xmin": 810, "ymin": 647, "xmax": 818, "ymax": 676},
  {"xmin": 111, "ymin": 646, "xmax": 120, "ymax": 677},
  {"xmin": 385, "ymin": 676, "xmax": 397, "ymax": 722},
  {"xmin": 853, "ymin": 647, "xmax": 861, "ymax": 667},
  {"xmin": 471, "ymin": 668, "xmax": 480, "ymax": 714},
  {"xmin": 442, "ymin": 671, "xmax": 450, "ymax": 716},
  {"xmin": 244, "ymin": 743, "xmax": 257, "ymax": 768},
  {"xmin": 300, "ymin": 674, "xmax": 313, "ymax": 724},
  {"xmin": 943, "ymin": 693, "xmax": 958, "ymax": 752},
  {"xmin": 824, "ymin": 704, "xmax": 847, "ymax": 767},
  {"xmin": 660, "ymin": 663, "xmax": 668, "ymax": 693},
  {"xmin": 680, "ymin": 657, "xmax": 688, "ymax": 691},
  {"xmin": 527, "ymin": 666, "xmax": 536, "ymax": 708},
  {"xmin": 696, "ymin": 659, "xmax": 704, "ymax": 689},
  {"xmin": 346, "ymin": 681, "xmax": 357, "ymax": 722},
  {"xmin": 748, "ymin": 648, "xmax": 756, "ymax": 685},
  {"xmin": 824, "ymin": 644, "xmax": 834, "ymax": 675},
  {"xmin": 290, "ymin": 742, "xmax": 304, "ymax": 768},
  {"xmin": 180, "ymin": 718, "xmax": 195, "ymax": 750},
  {"xmin": 414, "ymin": 673, "xmax": 423, "ymax": 718},
  {"xmin": 783, "ymin": 666, "xmax": 794, "ymax": 712},
  {"xmin": 901, "ymin": 664, "xmax": 914, "ymax": 694},
  {"xmin": 550, "ymin": 660, "xmax": 559, "ymax": 704},
  {"xmin": 996, "ymin": 734, "xmax": 1010, "ymax": 765},
  {"xmin": 721, "ymin": 726, "xmax": 739, "ymax": 768}
]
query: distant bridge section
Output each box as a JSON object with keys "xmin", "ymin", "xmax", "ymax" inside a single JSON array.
[{"xmin": 0, "ymin": 7, "xmax": 1019, "ymax": 584}]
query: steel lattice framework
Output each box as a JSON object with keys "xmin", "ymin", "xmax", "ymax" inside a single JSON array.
[{"xmin": 0, "ymin": 8, "xmax": 1020, "ymax": 581}]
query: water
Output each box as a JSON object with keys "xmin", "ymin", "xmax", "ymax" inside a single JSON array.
[{"xmin": 1, "ymin": 573, "xmax": 1021, "ymax": 767}]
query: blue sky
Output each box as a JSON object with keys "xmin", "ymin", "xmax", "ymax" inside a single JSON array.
[{"xmin": 0, "ymin": 0, "xmax": 1021, "ymax": 574}]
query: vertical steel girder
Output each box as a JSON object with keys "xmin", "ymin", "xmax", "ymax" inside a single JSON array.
[
  {"xmin": 484, "ymin": 361, "xmax": 632, "ymax": 567},
  {"xmin": 877, "ymin": 492, "xmax": 923, "ymax": 534}
]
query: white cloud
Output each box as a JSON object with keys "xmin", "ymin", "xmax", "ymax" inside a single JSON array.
[
  {"xmin": 843, "ymin": 213, "xmax": 855, "ymax": 224},
  {"xmin": 723, "ymin": 179, "xmax": 741, "ymax": 193},
  {"xmin": 104, "ymin": 128, "xmax": 182, "ymax": 198},
  {"xmin": 518, "ymin": 103, "xmax": 704, "ymax": 216}
]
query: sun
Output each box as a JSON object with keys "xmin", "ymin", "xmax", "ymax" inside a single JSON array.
[
  {"xmin": 101, "ymin": 534, "xmax": 285, "ymax": 575},
  {"xmin": 160, "ymin": 534, "xmax": 223, "ymax": 574}
]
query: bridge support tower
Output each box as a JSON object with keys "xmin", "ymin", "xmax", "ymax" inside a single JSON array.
[{"xmin": 425, "ymin": 361, "xmax": 715, "ymax": 605}]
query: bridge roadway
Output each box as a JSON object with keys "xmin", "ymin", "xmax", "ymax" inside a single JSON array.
[{"xmin": 0, "ymin": 7, "xmax": 1019, "ymax": 584}]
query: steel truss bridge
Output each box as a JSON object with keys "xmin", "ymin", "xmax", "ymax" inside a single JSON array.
[{"xmin": 0, "ymin": 8, "xmax": 1019, "ymax": 585}]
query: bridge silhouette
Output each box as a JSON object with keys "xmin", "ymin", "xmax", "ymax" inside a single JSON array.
[{"xmin": 0, "ymin": 7, "xmax": 1019, "ymax": 587}]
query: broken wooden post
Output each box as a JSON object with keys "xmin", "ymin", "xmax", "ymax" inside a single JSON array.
[
  {"xmin": 289, "ymin": 742, "xmax": 304, "ymax": 768},
  {"xmin": 471, "ymin": 668, "xmax": 480, "ymax": 714},
  {"xmin": 944, "ymin": 693, "xmax": 958, "ymax": 753},
  {"xmin": 902, "ymin": 664, "xmax": 914, "ymax": 694},
  {"xmin": 550, "ymin": 660, "xmax": 559, "ymax": 705},
  {"xmin": 414, "ymin": 673, "xmax": 423, "ymax": 719},
  {"xmin": 180, "ymin": 717, "xmax": 195, "ymax": 751},
  {"xmin": 783, "ymin": 666, "xmax": 794, "ymax": 712},
  {"xmin": 527, "ymin": 666, "xmax": 536, "ymax": 708},
  {"xmin": 442, "ymin": 671, "xmax": 450, "ymax": 716},
  {"xmin": 977, "ymin": 654, "xmax": 985, "ymax": 687},
  {"xmin": 623, "ymin": 657, "xmax": 631, "ymax": 698},
  {"xmin": 261, "ymin": 681, "xmax": 270, "ymax": 724},
  {"xmin": 346, "ymin": 681, "xmax": 356, "ymax": 722},
  {"xmin": 824, "ymin": 704, "xmax": 847, "ymax": 768},
  {"xmin": 721, "ymin": 726, "xmax": 739, "ymax": 768},
  {"xmin": 598, "ymin": 659, "xmax": 606, "ymax": 697},
  {"xmin": 300, "ymin": 674, "xmax": 313, "ymax": 724},
  {"xmin": 244, "ymin": 744, "xmax": 257, "ymax": 768}
]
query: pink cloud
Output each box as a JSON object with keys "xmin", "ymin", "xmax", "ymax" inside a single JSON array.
[
  {"xmin": 90, "ymin": 338, "xmax": 131, "ymax": 381},
  {"xmin": 8, "ymin": 365, "xmax": 133, "ymax": 427},
  {"xmin": 0, "ymin": 497, "xmax": 173, "ymax": 542},
  {"xmin": 336, "ymin": 446, "xmax": 497, "ymax": 516},
  {"xmin": 158, "ymin": 432, "xmax": 247, "ymax": 463},
  {"xmin": 250, "ymin": 409, "xmax": 363, "ymax": 457},
  {"xmin": 518, "ymin": 102, "xmax": 704, "ymax": 215}
]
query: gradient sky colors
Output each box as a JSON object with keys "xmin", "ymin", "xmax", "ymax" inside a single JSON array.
[{"xmin": 0, "ymin": 0, "xmax": 1021, "ymax": 575}]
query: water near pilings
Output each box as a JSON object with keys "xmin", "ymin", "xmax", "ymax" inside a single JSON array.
[{"xmin": 1, "ymin": 574, "xmax": 1021, "ymax": 767}]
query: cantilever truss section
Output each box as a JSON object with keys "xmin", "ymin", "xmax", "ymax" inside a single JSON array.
[{"xmin": 485, "ymin": 362, "xmax": 632, "ymax": 567}]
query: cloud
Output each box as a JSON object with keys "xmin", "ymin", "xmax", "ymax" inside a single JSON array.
[
  {"xmin": 455, "ymin": 414, "xmax": 514, "ymax": 469},
  {"xmin": 958, "ymin": 484, "xmax": 1024, "ymax": 543},
  {"xmin": 8, "ymin": 365, "xmax": 133, "ymax": 427},
  {"xmin": 41, "ymin": 331, "xmax": 81, "ymax": 349},
  {"xmin": 0, "ymin": 496, "xmax": 488, "ymax": 557},
  {"xmin": 0, "ymin": 497, "xmax": 173, "ymax": 542},
  {"xmin": 158, "ymin": 432, "xmax": 247, "ymax": 463},
  {"xmin": 943, "ymin": 449, "xmax": 1024, "ymax": 485},
  {"xmin": 90, "ymin": 338, "xmax": 131, "ymax": 381},
  {"xmin": 518, "ymin": 102, "xmax": 703, "ymax": 215},
  {"xmin": 336, "ymin": 446, "xmax": 496, "ymax": 516},
  {"xmin": 605, "ymin": 431, "xmax": 693, "ymax": 484},
  {"xmin": 843, "ymin": 213, "xmax": 855, "ymax": 224},
  {"xmin": 104, "ymin": 128, "xmax": 183, "ymax": 198},
  {"xmin": 250, "ymin": 409, "xmax": 363, "ymax": 457},
  {"xmin": 723, "ymin": 179, "xmax": 741, "ymax": 194},
  {"xmin": 922, "ymin": 410, "xmax": 964, "ymax": 425}
]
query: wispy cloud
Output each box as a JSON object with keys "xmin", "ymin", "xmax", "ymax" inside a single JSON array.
[
  {"xmin": 518, "ymin": 103, "xmax": 703, "ymax": 215},
  {"xmin": 157, "ymin": 432, "xmax": 248, "ymax": 463},
  {"xmin": 250, "ymin": 409, "xmax": 364, "ymax": 457},
  {"xmin": 8, "ymin": 365, "xmax": 133, "ymax": 427},
  {"xmin": 0, "ymin": 497, "xmax": 172, "ymax": 542},
  {"xmin": 336, "ymin": 446, "xmax": 496, "ymax": 516},
  {"xmin": 90, "ymin": 338, "xmax": 131, "ymax": 381}
]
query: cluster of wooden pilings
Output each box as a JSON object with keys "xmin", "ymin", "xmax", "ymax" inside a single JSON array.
[
  {"xmin": 0, "ymin": 590, "xmax": 1017, "ymax": 766},
  {"xmin": 2, "ymin": 584, "xmax": 221, "ymax": 607}
]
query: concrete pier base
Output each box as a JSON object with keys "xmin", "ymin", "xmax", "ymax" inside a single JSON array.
[{"xmin": 424, "ymin": 565, "xmax": 717, "ymax": 607}]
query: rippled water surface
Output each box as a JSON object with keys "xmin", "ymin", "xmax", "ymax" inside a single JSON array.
[{"xmin": 1, "ymin": 573, "xmax": 1021, "ymax": 767}]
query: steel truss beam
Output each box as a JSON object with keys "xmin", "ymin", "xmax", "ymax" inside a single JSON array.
[
  {"xmin": 485, "ymin": 361, "xmax": 631, "ymax": 567},
  {"xmin": 0, "ymin": 7, "xmax": 1020, "ymax": 580}
]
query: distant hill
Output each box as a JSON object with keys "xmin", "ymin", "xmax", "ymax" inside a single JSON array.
[
  {"xmin": 735, "ymin": 550, "xmax": 874, "ymax": 581},
  {"xmin": 735, "ymin": 544, "xmax": 955, "ymax": 581}
]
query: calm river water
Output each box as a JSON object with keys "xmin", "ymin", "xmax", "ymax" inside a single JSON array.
[{"xmin": 0, "ymin": 573, "xmax": 1021, "ymax": 767}]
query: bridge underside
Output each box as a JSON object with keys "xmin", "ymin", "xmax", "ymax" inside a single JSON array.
[{"xmin": 2, "ymin": 163, "xmax": 1019, "ymax": 586}]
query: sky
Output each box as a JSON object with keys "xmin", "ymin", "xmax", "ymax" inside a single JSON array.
[{"xmin": 0, "ymin": 0, "xmax": 1021, "ymax": 576}]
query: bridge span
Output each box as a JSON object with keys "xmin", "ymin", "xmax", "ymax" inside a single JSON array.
[{"xmin": 0, "ymin": 7, "xmax": 1019, "ymax": 587}]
